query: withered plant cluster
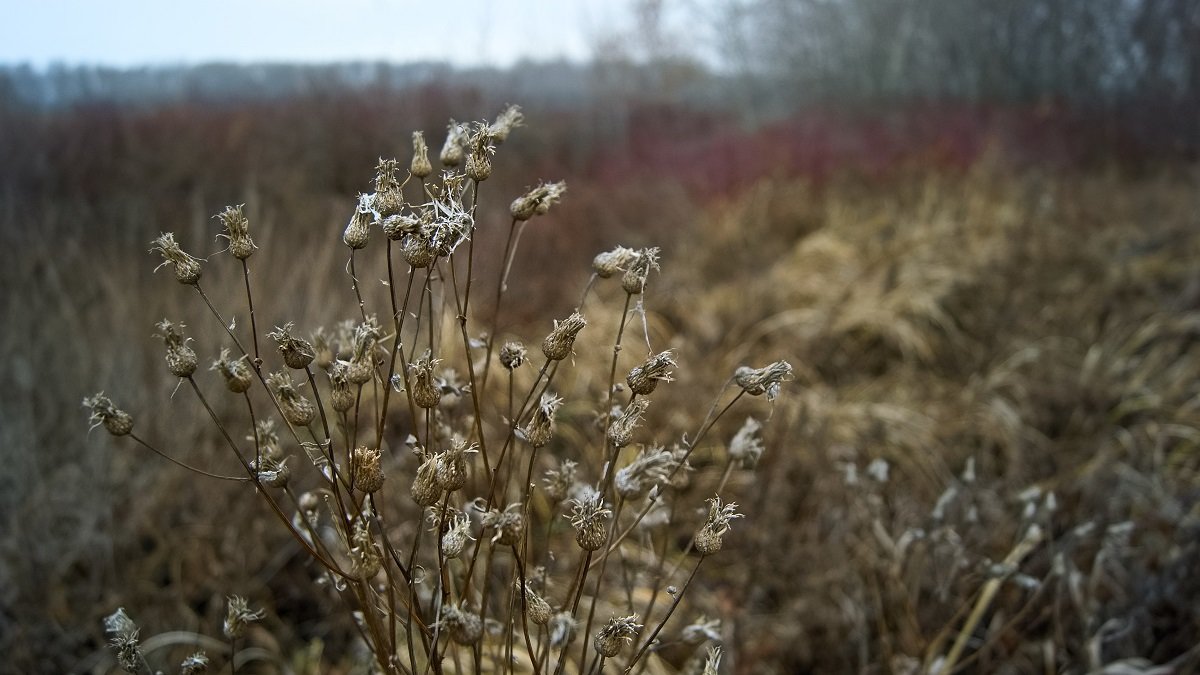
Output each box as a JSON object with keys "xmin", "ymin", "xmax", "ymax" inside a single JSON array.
[{"xmin": 85, "ymin": 107, "xmax": 789, "ymax": 675}]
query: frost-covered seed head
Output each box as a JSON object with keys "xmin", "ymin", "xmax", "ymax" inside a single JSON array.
[
  {"xmin": 353, "ymin": 446, "xmax": 385, "ymax": 493},
  {"xmin": 733, "ymin": 360, "xmax": 793, "ymax": 401},
  {"xmin": 151, "ymin": 232, "xmax": 203, "ymax": 284},
  {"xmin": 268, "ymin": 322, "xmax": 315, "ymax": 370},
  {"xmin": 542, "ymin": 312, "xmax": 587, "ymax": 361},
  {"xmin": 156, "ymin": 319, "xmax": 197, "ymax": 377},
  {"xmin": 594, "ymin": 614, "xmax": 642, "ymax": 658},
  {"xmin": 627, "ymin": 350, "xmax": 676, "ymax": 395},
  {"xmin": 85, "ymin": 393, "xmax": 134, "ymax": 436}
]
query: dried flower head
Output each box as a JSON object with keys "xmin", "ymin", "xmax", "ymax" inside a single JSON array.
[
  {"xmin": 592, "ymin": 245, "xmax": 639, "ymax": 279},
  {"xmin": 347, "ymin": 318, "xmax": 381, "ymax": 385},
  {"xmin": 103, "ymin": 608, "xmax": 143, "ymax": 674},
  {"xmin": 621, "ymin": 247, "xmax": 661, "ymax": 295},
  {"xmin": 542, "ymin": 458, "xmax": 578, "ymax": 502},
  {"xmin": 343, "ymin": 193, "xmax": 373, "ymax": 250},
  {"xmin": 425, "ymin": 172, "xmax": 474, "ymax": 255},
  {"xmin": 180, "ymin": 651, "xmax": 210, "ymax": 674},
  {"xmin": 499, "ymin": 340, "xmax": 527, "ymax": 370},
  {"xmin": 350, "ymin": 517, "xmax": 382, "ymax": 579},
  {"xmin": 465, "ymin": 122, "xmax": 496, "ymax": 181},
  {"xmin": 411, "ymin": 130, "xmax": 432, "ymax": 178},
  {"xmin": 608, "ymin": 398, "xmax": 649, "ymax": 448},
  {"xmin": 510, "ymin": 180, "xmax": 566, "ymax": 221},
  {"xmin": 694, "ymin": 496, "xmax": 743, "ymax": 555},
  {"xmin": 616, "ymin": 444, "xmax": 679, "ymax": 499},
  {"xmin": 84, "ymin": 393, "xmax": 133, "ymax": 436},
  {"xmin": 266, "ymin": 371, "xmax": 315, "ymax": 426},
  {"xmin": 215, "ymin": 204, "xmax": 255, "ymax": 260},
  {"xmin": 439, "ymin": 604, "xmax": 483, "ymax": 645},
  {"xmin": 516, "ymin": 581, "xmax": 552, "ymax": 625},
  {"xmin": 440, "ymin": 120, "xmax": 467, "ymax": 167},
  {"xmin": 268, "ymin": 322, "xmax": 316, "ymax": 370},
  {"xmin": 381, "ymin": 212, "xmax": 420, "ymax": 241},
  {"xmin": 409, "ymin": 353, "xmax": 443, "ymax": 409},
  {"xmin": 252, "ymin": 454, "xmax": 290, "ymax": 488},
  {"xmin": 436, "ymin": 438, "xmax": 477, "ymax": 492},
  {"xmin": 328, "ymin": 361, "xmax": 354, "ymax": 412},
  {"xmin": 594, "ymin": 614, "xmax": 642, "ymax": 658},
  {"xmin": 441, "ymin": 512, "xmax": 475, "ymax": 559},
  {"xmin": 151, "ymin": 232, "xmax": 203, "ymax": 284},
  {"xmin": 728, "ymin": 417, "xmax": 764, "ymax": 469},
  {"xmin": 569, "ymin": 488, "xmax": 612, "ymax": 551},
  {"xmin": 401, "ymin": 230, "xmax": 436, "ymax": 268},
  {"xmin": 155, "ymin": 319, "xmax": 198, "ymax": 378},
  {"xmin": 222, "ymin": 596, "xmax": 264, "ymax": 639},
  {"xmin": 482, "ymin": 503, "xmax": 524, "ymax": 546},
  {"xmin": 411, "ymin": 448, "xmax": 442, "ymax": 506},
  {"xmin": 542, "ymin": 311, "xmax": 587, "ymax": 361},
  {"xmin": 733, "ymin": 360, "xmax": 793, "ymax": 401},
  {"xmin": 372, "ymin": 157, "xmax": 404, "ymax": 218},
  {"xmin": 627, "ymin": 350, "xmax": 676, "ymax": 395},
  {"xmin": 488, "ymin": 104, "xmax": 524, "ymax": 143},
  {"xmin": 353, "ymin": 446, "xmax": 385, "ymax": 493},
  {"xmin": 523, "ymin": 393, "xmax": 563, "ymax": 448},
  {"xmin": 211, "ymin": 349, "xmax": 253, "ymax": 393},
  {"xmin": 250, "ymin": 419, "xmax": 281, "ymax": 460}
]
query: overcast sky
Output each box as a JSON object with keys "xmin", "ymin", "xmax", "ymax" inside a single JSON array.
[{"xmin": 0, "ymin": 0, "xmax": 640, "ymax": 68}]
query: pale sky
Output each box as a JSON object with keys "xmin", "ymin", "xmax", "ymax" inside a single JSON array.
[{"xmin": 0, "ymin": 0, "xmax": 637, "ymax": 68}]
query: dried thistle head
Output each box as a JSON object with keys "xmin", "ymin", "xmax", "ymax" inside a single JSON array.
[
  {"xmin": 488, "ymin": 104, "xmax": 524, "ymax": 144},
  {"xmin": 353, "ymin": 446, "xmax": 384, "ymax": 493},
  {"xmin": 425, "ymin": 172, "xmax": 474, "ymax": 255},
  {"xmin": 440, "ymin": 119, "xmax": 467, "ymax": 167},
  {"xmin": 349, "ymin": 517, "xmax": 382, "ymax": 580},
  {"xmin": 592, "ymin": 245, "xmax": 639, "ymax": 279},
  {"xmin": 155, "ymin": 319, "xmax": 197, "ymax": 378},
  {"xmin": 516, "ymin": 581, "xmax": 552, "ymax": 625},
  {"xmin": 268, "ymin": 322, "xmax": 315, "ymax": 370},
  {"xmin": 409, "ymin": 353, "xmax": 443, "ymax": 409},
  {"xmin": 222, "ymin": 596, "xmax": 264, "ymax": 639},
  {"xmin": 733, "ymin": 360, "xmax": 793, "ymax": 401},
  {"xmin": 215, "ymin": 204, "xmax": 255, "ymax": 260},
  {"xmin": 441, "ymin": 512, "xmax": 474, "ymax": 559},
  {"xmin": 523, "ymin": 393, "xmax": 563, "ymax": 448},
  {"xmin": 410, "ymin": 447, "xmax": 442, "ymax": 506},
  {"xmin": 180, "ymin": 651, "xmax": 210, "ymax": 675},
  {"xmin": 499, "ymin": 340, "xmax": 527, "ymax": 370},
  {"xmin": 621, "ymin": 247, "xmax": 661, "ymax": 295},
  {"xmin": 343, "ymin": 193, "xmax": 373, "ymax": 250},
  {"xmin": 266, "ymin": 371, "xmax": 315, "ymax": 426},
  {"xmin": 694, "ymin": 496, "xmax": 743, "ymax": 555},
  {"xmin": 510, "ymin": 180, "xmax": 566, "ymax": 221},
  {"xmin": 627, "ymin": 350, "xmax": 676, "ymax": 395},
  {"xmin": 103, "ymin": 608, "xmax": 143, "ymax": 674},
  {"xmin": 435, "ymin": 438, "xmax": 477, "ymax": 492},
  {"xmin": 728, "ymin": 417, "xmax": 764, "ymax": 469},
  {"xmin": 327, "ymin": 361, "xmax": 354, "ymax": 412},
  {"xmin": 381, "ymin": 212, "xmax": 420, "ymax": 241},
  {"xmin": 252, "ymin": 453, "xmax": 290, "ymax": 488},
  {"xmin": 250, "ymin": 418, "xmax": 281, "ymax": 460},
  {"xmin": 482, "ymin": 503, "xmax": 524, "ymax": 546},
  {"xmin": 346, "ymin": 317, "xmax": 381, "ymax": 384},
  {"xmin": 569, "ymin": 488, "xmax": 612, "ymax": 551},
  {"xmin": 84, "ymin": 392, "xmax": 133, "ymax": 436},
  {"xmin": 411, "ymin": 130, "xmax": 432, "ymax": 179},
  {"xmin": 594, "ymin": 614, "xmax": 642, "ymax": 658},
  {"xmin": 542, "ymin": 312, "xmax": 587, "ymax": 361},
  {"xmin": 439, "ymin": 603, "xmax": 483, "ymax": 645},
  {"xmin": 615, "ymin": 444, "xmax": 679, "ymax": 499},
  {"xmin": 542, "ymin": 458, "xmax": 577, "ymax": 502},
  {"xmin": 608, "ymin": 398, "xmax": 649, "ymax": 448},
  {"xmin": 151, "ymin": 232, "xmax": 202, "ymax": 285},
  {"xmin": 372, "ymin": 157, "xmax": 404, "ymax": 218},
  {"xmin": 211, "ymin": 349, "xmax": 253, "ymax": 393},
  {"xmin": 401, "ymin": 230, "xmax": 436, "ymax": 268},
  {"xmin": 465, "ymin": 121, "xmax": 496, "ymax": 182}
]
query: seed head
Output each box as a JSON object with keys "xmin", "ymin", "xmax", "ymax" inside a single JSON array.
[
  {"xmin": 488, "ymin": 104, "xmax": 524, "ymax": 144},
  {"xmin": 728, "ymin": 417, "xmax": 764, "ymax": 469},
  {"xmin": 733, "ymin": 360, "xmax": 793, "ymax": 401},
  {"xmin": 409, "ymin": 353, "xmax": 443, "ymax": 409},
  {"xmin": 103, "ymin": 608, "xmax": 143, "ymax": 674},
  {"xmin": 436, "ymin": 438, "xmax": 477, "ymax": 492},
  {"xmin": 155, "ymin": 319, "xmax": 197, "ymax": 378},
  {"xmin": 266, "ymin": 371, "xmax": 315, "ymax": 426},
  {"xmin": 372, "ymin": 158, "xmax": 404, "ymax": 218},
  {"xmin": 482, "ymin": 503, "xmax": 524, "ymax": 546},
  {"xmin": 381, "ymin": 212, "xmax": 420, "ymax": 241},
  {"xmin": 439, "ymin": 604, "xmax": 483, "ymax": 645},
  {"xmin": 211, "ymin": 349, "xmax": 253, "ymax": 393},
  {"xmin": 569, "ymin": 488, "xmax": 612, "ymax": 551},
  {"xmin": 523, "ymin": 393, "xmax": 563, "ymax": 448},
  {"xmin": 542, "ymin": 459, "xmax": 578, "ymax": 502},
  {"xmin": 250, "ymin": 419, "xmax": 282, "ymax": 460},
  {"xmin": 465, "ymin": 122, "xmax": 496, "ymax": 182},
  {"xmin": 440, "ymin": 120, "xmax": 467, "ymax": 167},
  {"xmin": 592, "ymin": 245, "xmax": 639, "ymax": 279},
  {"xmin": 410, "ymin": 130, "xmax": 433, "ymax": 178},
  {"xmin": 222, "ymin": 596, "xmax": 264, "ymax": 639},
  {"xmin": 401, "ymin": 231, "xmax": 436, "ymax": 268},
  {"xmin": 542, "ymin": 312, "xmax": 587, "ymax": 361},
  {"xmin": 594, "ymin": 614, "xmax": 642, "ymax": 658},
  {"xmin": 212, "ymin": 205, "xmax": 254, "ymax": 261},
  {"xmin": 347, "ymin": 318, "xmax": 381, "ymax": 384},
  {"xmin": 627, "ymin": 350, "xmax": 676, "ymax": 395},
  {"xmin": 608, "ymin": 398, "xmax": 649, "ymax": 448},
  {"xmin": 499, "ymin": 340, "xmax": 527, "ymax": 370},
  {"xmin": 694, "ymin": 496, "xmax": 743, "ymax": 555},
  {"xmin": 84, "ymin": 393, "xmax": 133, "ymax": 436},
  {"xmin": 411, "ymin": 448, "xmax": 442, "ymax": 506},
  {"xmin": 180, "ymin": 651, "xmax": 210, "ymax": 675},
  {"xmin": 268, "ymin": 322, "xmax": 315, "ymax": 370},
  {"xmin": 621, "ymin": 247, "xmax": 660, "ymax": 295},
  {"xmin": 343, "ymin": 194, "xmax": 373, "ymax": 250},
  {"xmin": 510, "ymin": 180, "xmax": 566, "ymax": 221},
  {"xmin": 516, "ymin": 581, "xmax": 552, "ymax": 625},
  {"xmin": 441, "ymin": 512, "xmax": 474, "ymax": 559},
  {"xmin": 151, "ymin": 232, "xmax": 203, "ymax": 285},
  {"xmin": 328, "ymin": 361, "xmax": 354, "ymax": 412},
  {"xmin": 353, "ymin": 446, "xmax": 385, "ymax": 493},
  {"xmin": 350, "ymin": 517, "xmax": 382, "ymax": 580},
  {"xmin": 615, "ymin": 444, "xmax": 679, "ymax": 499}
]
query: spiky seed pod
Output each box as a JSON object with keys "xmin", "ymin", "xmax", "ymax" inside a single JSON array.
[
  {"xmin": 440, "ymin": 120, "xmax": 467, "ymax": 167},
  {"xmin": 409, "ymin": 354, "xmax": 442, "ymax": 409},
  {"xmin": 627, "ymin": 350, "xmax": 677, "ymax": 395},
  {"xmin": 156, "ymin": 319, "xmax": 197, "ymax": 378},
  {"xmin": 216, "ymin": 204, "xmax": 254, "ymax": 260},
  {"xmin": 440, "ymin": 604, "xmax": 483, "ymax": 645},
  {"xmin": 350, "ymin": 517, "xmax": 382, "ymax": 580},
  {"xmin": 222, "ymin": 596, "xmax": 265, "ymax": 640},
  {"xmin": 268, "ymin": 323, "xmax": 315, "ymax": 370},
  {"xmin": 346, "ymin": 318, "xmax": 380, "ymax": 384},
  {"xmin": 488, "ymin": 104, "xmax": 524, "ymax": 144},
  {"xmin": 728, "ymin": 417, "xmax": 765, "ymax": 469},
  {"xmin": 410, "ymin": 130, "xmax": 433, "ymax": 179},
  {"xmin": 381, "ymin": 213, "xmax": 420, "ymax": 241},
  {"xmin": 327, "ymin": 362, "xmax": 354, "ymax": 412},
  {"xmin": 621, "ymin": 247, "xmax": 661, "ymax": 295},
  {"xmin": 401, "ymin": 232, "xmax": 436, "ymax": 268},
  {"xmin": 569, "ymin": 489, "xmax": 612, "ymax": 551},
  {"xmin": 103, "ymin": 608, "xmax": 143, "ymax": 674},
  {"xmin": 514, "ymin": 581, "xmax": 552, "ymax": 625},
  {"xmin": 267, "ymin": 371, "xmax": 315, "ymax": 426},
  {"xmin": 510, "ymin": 180, "xmax": 566, "ymax": 221},
  {"xmin": 499, "ymin": 341, "xmax": 527, "ymax": 370},
  {"xmin": 465, "ymin": 122, "xmax": 496, "ymax": 182},
  {"xmin": 615, "ymin": 445, "xmax": 680, "ymax": 499},
  {"xmin": 592, "ymin": 245, "xmax": 639, "ymax": 279},
  {"xmin": 180, "ymin": 651, "xmax": 210, "ymax": 675},
  {"xmin": 372, "ymin": 158, "xmax": 404, "ymax": 218},
  {"xmin": 353, "ymin": 447, "xmax": 385, "ymax": 493},
  {"xmin": 84, "ymin": 393, "xmax": 134, "ymax": 436},
  {"xmin": 411, "ymin": 449, "xmax": 442, "ymax": 506},
  {"xmin": 441, "ymin": 513, "xmax": 474, "ymax": 559},
  {"xmin": 594, "ymin": 614, "xmax": 642, "ymax": 658},
  {"xmin": 523, "ymin": 393, "xmax": 562, "ymax": 448},
  {"xmin": 150, "ymin": 232, "xmax": 203, "ymax": 285},
  {"xmin": 542, "ymin": 312, "xmax": 587, "ymax": 361},
  {"xmin": 343, "ymin": 194, "xmax": 372, "ymax": 250},
  {"xmin": 482, "ymin": 504, "xmax": 524, "ymax": 546},
  {"xmin": 211, "ymin": 349, "xmax": 253, "ymax": 393},
  {"xmin": 542, "ymin": 459, "xmax": 578, "ymax": 502},
  {"xmin": 694, "ymin": 497, "xmax": 743, "ymax": 555},
  {"xmin": 435, "ymin": 439, "xmax": 476, "ymax": 492},
  {"xmin": 608, "ymin": 398, "xmax": 649, "ymax": 448},
  {"xmin": 734, "ymin": 360, "xmax": 794, "ymax": 401}
]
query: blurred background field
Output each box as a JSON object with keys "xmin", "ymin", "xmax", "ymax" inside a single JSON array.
[{"xmin": 2, "ymin": 1, "xmax": 1199, "ymax": 673}]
